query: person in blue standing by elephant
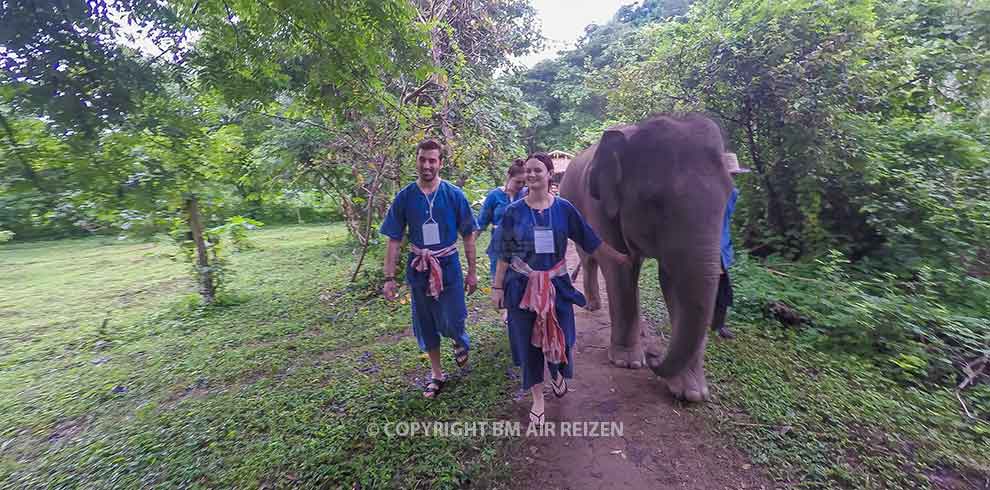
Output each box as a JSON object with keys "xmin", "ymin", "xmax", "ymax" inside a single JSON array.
[
  {"xmin": 475, "ymin": 159, "xmax": 527, "ymax": 321},
  {"xmin": 711, "ymin": 153, "xmax": 749, "ymax": 339},
  {"xmin": 490, "ymin": 153, "xmax": 630, "ymax": 425},
  {"xmin": 380, "ymin": 139, "xmax": 479, "ymax": 400}
]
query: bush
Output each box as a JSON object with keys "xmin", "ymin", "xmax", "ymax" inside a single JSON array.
[{"xmin": 733, "ymin": 251, "xmax": 990, "ymax": 388}]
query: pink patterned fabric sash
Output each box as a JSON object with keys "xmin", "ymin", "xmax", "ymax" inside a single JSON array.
[
  {"xmin": 512, "ymin": 257, "xmax": 569, "ymax": 365},
  {"xmin": 410, "ymin": 244, "xmax": 457, "ymax": 300}
]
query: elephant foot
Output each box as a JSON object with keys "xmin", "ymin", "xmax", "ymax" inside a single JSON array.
[
  {"xmin": 609, "ymin": 344, "xmax": 645, "ymax": 369},
  {"xmin": 586, "ymin": 296, "xmax": 602, "ymax": 312},
  {"xmin": 662, "ymin": 365, "xmax": 710, "ymax": 403}
]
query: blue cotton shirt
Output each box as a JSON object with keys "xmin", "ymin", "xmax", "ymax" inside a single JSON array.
[
  {"xmin": 379, "ymin": 180, "xmax": 477, "ymax": 250},
  {"xmin": 476, "ymin": 187, "xmax": 526, "ymax": 257},
  {"xmin": 720, "ymin": 187, "xmax": 739, "ymax": 269}
]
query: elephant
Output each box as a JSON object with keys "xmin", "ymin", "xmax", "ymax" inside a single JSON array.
[{"xmin": 559, "ymin": 113, "xmax": 733, "ymax": 402}]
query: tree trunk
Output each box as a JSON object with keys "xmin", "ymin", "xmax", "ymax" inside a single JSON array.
[
  {"xmin": 350, "ymin": 157, "xmax": 389, "ymax": 282},
  {"xmin": 744, "ymin": 98, "xmax": 788, "ymax": 246},
  {"xmin": 186, "ymin": 195, "xmax": 216, "ymax": 304}
]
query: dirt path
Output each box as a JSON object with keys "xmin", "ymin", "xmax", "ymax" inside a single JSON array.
[{"xmin": 510, "ymin": 246, "xmax": 774, "ymax": 490}]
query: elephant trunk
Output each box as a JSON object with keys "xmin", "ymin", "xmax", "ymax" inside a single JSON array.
[{"xmin": 647, "ymin": 262, "xmax": 717, "ymax": 379}]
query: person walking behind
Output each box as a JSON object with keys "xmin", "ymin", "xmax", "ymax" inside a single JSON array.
[
  {"xmin": 491, "ymin": 153, "xmax": 629, "ymax": 425},
  {"xmin": 712, "ymin": 153, "xmax": 749, "ymax": 339},
  {"xmin": 476, "ymin": 159, "xmax": 527, "ymax": 321},
  {"xmin": 380, "ymin": 139, "xmax": 479, "ymax": 399}
]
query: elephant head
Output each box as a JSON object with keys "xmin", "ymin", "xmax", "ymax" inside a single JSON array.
[{"xmin": 585, "ymin": 114, "xmax": 732, "ymax": 382}]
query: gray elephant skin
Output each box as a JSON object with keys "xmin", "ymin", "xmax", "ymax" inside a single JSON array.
[{"xmin": 559, "ymin": 113, "xmax": 732, "ymax": 402}]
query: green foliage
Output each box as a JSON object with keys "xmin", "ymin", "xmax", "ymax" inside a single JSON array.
[
  {"xmin": 0, "ymin": 1, "xmax": 171, "ymax": 134},
  {"xmin": 725, "ymin": 252, "xmax": 990, "ymax": 388},
  {"xmin": 0, "ymin": 225, "xmax": 517, "ymax": 488},
  {"xmin": 639, "ymin": 260, "xmax": 990, "ymax": 489},
  {"xmin": 206, "ymin": 216, "xmax": 264, "ymax": 252},
  {"xmin": 0, "ymin": 229, "xmax": 13, "ymax": 242},
  {"xmin": 515, "ymin": 0, "xmax": 990, "ymax": 268},
  {"xmin": 852, "ymin": 115, "xmax": 990, "ymax": 274},
  {"xmin": 509, "ymin": 0, "xmax": 693, "ymax": 152},
  {"xmin": 182, "ymin": 0, "xmax": 428, "ymax": 115},
  {"xmin": 168, "ymin": 215, "xmax": 264, "ymax": 294}
]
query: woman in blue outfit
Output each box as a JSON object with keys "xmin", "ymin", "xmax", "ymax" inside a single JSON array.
[
  {"xmin": 490, "ymin": 153, "xmax": 629, "ymax": 425},
  {"xmin": 475, "ymin": 159, "xmax": 527, "ymax": 282},
  {"xmin": 476, "ymin": 159, "xmax": 527, "ymax": 323}
]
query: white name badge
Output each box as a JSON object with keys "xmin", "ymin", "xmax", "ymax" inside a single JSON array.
[
  {"xmin": 422, "ymin": 222, "xmax": 440, "ymax": 246},
  {"xmin": 534, "ymin": 227, "xmax": 554, "ymax": 254}
]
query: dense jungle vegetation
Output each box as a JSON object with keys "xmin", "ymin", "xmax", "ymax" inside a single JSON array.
[{"xmin": 1, "ymin": 0, "xmax": 988, "ymax": 487}]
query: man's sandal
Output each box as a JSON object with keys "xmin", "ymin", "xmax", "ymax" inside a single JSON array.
[
  {"xmin": 453, "ymin": 344, "xmax": 469, "ymax": 368},
  {"xmin": 529, "ymin": 409, "xmax": 545, "ymax": 426},
  {"xmin": 551, "ymin": 375, "xmax": 568, "ymax": 398},
  {"xmin": 423, "ymin": 377, "xmax": 445, "ymax": 399}
]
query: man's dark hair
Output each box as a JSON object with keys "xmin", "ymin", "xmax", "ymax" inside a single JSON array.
[
  {"xmin": 527, "ymin": 152, "xmax": 554, "ymax": 174},
  {"xmin": 416, "ymin": 139, "xmax": 445, "ymax": 160}
]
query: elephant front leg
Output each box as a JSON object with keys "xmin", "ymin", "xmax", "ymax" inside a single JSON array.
[
  {"xmin": 602, "ymin": 258, "xmax": 644, "ymax": 369},
  {"xmin": 660, "ymin": 336, "xmax": 710, "ymax": 402}
]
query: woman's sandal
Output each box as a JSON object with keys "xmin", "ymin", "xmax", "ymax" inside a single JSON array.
[
  {"xmin": 551, "ymin": 375, "xmax": 568, "ymax": 398},
  {"xmin": 529, "ymin": 409, "xmax": 545, "ymax": 426},
  {"xmin": 453, "ymin": 344, "xmax": 469, "ymax": 368},
  {"xmin": 423, "ymin": 377, "xmax": 446, "ymax": 399}
]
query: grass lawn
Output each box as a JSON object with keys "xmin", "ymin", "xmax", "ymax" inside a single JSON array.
[
  {"xmin": 1, "ymin": 224, "xmax": 519, "ymax": 489},
  {"xmin": 3, "ymin": 224, "xmax": 987, "ymax": 489}
]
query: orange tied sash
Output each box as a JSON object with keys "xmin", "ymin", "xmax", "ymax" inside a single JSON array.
[
  {"xmin": 512, "ymin": 257, "xmax": 569, "ymax": 365},
  {"xmin": 410, "ymin": 244, "xmax": 457, "ymax": 300}
]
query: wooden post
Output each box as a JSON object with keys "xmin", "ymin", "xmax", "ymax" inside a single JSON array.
[{"xmin": 186, "ymin": 195, "xmax": 215, "ymax": 304}]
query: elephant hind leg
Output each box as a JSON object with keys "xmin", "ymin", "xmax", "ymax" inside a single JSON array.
[
  {"xmin": 577, "ymin": 248, "xmax": 602, "ymax": 311},
  {"xmin": 603, "ymin": 258, "xmax": 645, "ymax": 369}
]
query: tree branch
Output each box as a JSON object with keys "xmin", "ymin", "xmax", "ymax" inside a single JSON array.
[
  {"xmin": 402, "ymin": 78, "xmax": 437, "ymax": 104},
  {"xmin": 0, "ymin": 110, "xmax": 46, "ymax": 192}
]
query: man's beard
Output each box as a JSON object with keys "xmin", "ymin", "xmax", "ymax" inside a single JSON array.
[{"xmin": 419, "ymin": 170, "xmax": 437, "ymax": 181}]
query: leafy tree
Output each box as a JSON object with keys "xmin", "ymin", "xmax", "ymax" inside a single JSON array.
[{"xmin": 0, "ymin": 0, "xmax": 176, "ymax": 135}]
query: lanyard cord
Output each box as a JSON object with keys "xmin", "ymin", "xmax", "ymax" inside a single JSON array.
[{"xmin": 421, "ymin": 182, "xmax": 440, "ymax": 223}]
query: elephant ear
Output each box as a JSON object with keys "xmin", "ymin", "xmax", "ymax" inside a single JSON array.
[{"xmin": 589, "ymin": 124, "xmax": 637, "ymax": 219}]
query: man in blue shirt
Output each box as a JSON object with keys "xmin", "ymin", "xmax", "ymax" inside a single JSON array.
[
  {"xmin": 380, "ymin": 139, "xmax": 479, "ymax": 399},
  {"xmin": 713, "ymin": 153, "xmax": 748, "ymax": 339}
]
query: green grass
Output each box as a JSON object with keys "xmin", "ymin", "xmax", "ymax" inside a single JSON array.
[
  {"xmin": 638, "ymin": 259, "xmax": 990, "ymax": 489},
  {"xmin": 5, "ymin": 224, "xmax": 988, "ymax": 489},
  {"xmin": 0, "ymin": 225, "xmax": 519, "ymax": 489}
]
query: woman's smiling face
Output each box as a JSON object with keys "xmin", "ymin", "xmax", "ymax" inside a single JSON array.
[{"xmin": 524, "ymin": 158, "xmax": 549, "ymax": 192}]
